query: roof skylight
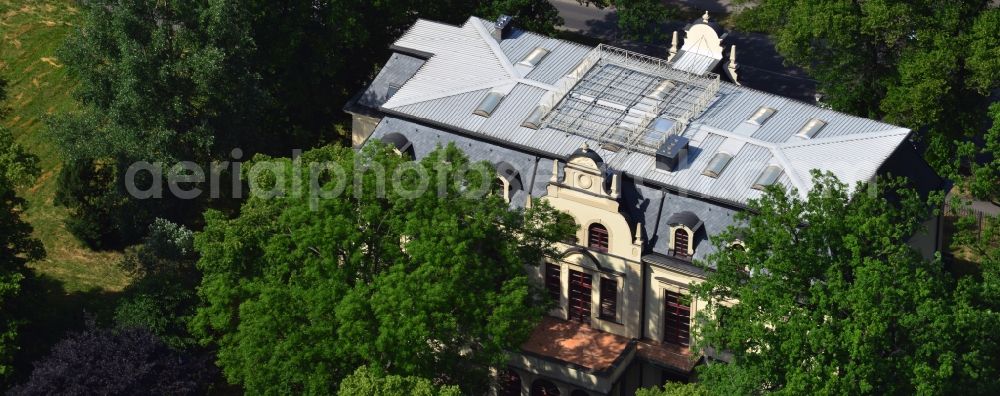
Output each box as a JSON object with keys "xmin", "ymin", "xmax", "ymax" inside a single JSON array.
[
  {"xmin": 748, "ymin": 107, "xmax": 776, "ymax": 125},
  {"xmin": 518, "ymin": 47, "xmax": 550, "ymax": 68},
  {"xmin": 521, "ymin": 105, "xmax": 547, "ymax": 129},
  {"xmin": 474, "ymin": 92, "xmax": 505, "ymax": 118},
  {"xmin": 752, "ymin": 165, "xmax": 783, "ymax": 190},
  {"xmin": 648, "ymin": 80, "xmax": 677, "ymax": 100},
  {"xmin": 702, "ymin": 152, "xmax": 733, "ymax": 178},
  {"xmin": 796, "ymin": 118, "xmax": 827, "ymax": 139}
]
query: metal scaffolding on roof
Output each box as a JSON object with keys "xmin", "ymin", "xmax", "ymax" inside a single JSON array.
[{"xmin": 540, "ymin": 44, "xmax": 721, "ymax": 155}]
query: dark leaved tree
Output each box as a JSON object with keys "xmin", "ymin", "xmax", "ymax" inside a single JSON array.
[{"xmin": 9, "ymin": 325, "xmax": 214, "ymax": 396}]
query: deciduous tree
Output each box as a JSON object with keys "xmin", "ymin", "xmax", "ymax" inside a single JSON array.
[
  {"xmin": 693, "ymin": 173, "xmax": 1000, "ymax": 394},
  {"xmin": 0, "ymin": 78, "xmax": 44, "ymax": 381},
  {"xmin": 580, "ymin": 0, "xmax": 678, "ymax": 42},
  {"xmin": 8, "ymin": 324, "xmax": 214, "ymax": 395},
  {"xmin": 337, "ymin": 366, "xmax": 460, "ymax": 396},
  {"xmin": 191, "ymin": 144, "xmax": 575, "ymax": 393},
  {"xmin": 50, "ymin": 0, "xmax": 566, "ymax": 247}
]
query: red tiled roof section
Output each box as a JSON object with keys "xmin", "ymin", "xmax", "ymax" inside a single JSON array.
[
  {"xmin": 520, "ymin": 317, "xmax": 632, "ymax": 372},
  {"xmin": 636, "ymin": 339, "xmax": 697, "ymax": 372}
]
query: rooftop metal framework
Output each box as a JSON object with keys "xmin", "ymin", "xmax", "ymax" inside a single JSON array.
[{"xmin": 541, "ymin": 44, "xmax": 721, "ymax": 155}]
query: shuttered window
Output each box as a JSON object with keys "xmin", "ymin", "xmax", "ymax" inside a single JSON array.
[
  {"xmin": 663, "ymin": 290, "xmax": 691, "ymax": 346},
  {"xmin": 545, "ymin": 264, "xmax": 561, "ymax": 303},
  {"xmin": 599, "ymin": 277, "xmax": 618, "ymax": 321},
  {"xmin": 588, "ymin": 223, "xmax": 609, "ymax": 253},
  {"xmin": 673, "ymin": 228, "xmax": 690, "ymax": 258},
  {"xmin": 569, "ymin": 270, "xmax": 592, "ymax": 323}
]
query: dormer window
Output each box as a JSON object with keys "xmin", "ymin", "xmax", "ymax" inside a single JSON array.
[
  {"xmin": 796, "ymin": 118, "xmax": 827, "ymax": 139},
  {"xmin": 521, "ymin": 105, "xmax": 547, "ymax": 129},
  {"xmin": 493, "ymin": 177, "xmax": 508, "ymax": 201},
  {"xmin": 474, "ymin": 92, "xmax": 505, "ymax": 118},
  {"xmin": 702, "ymin": 152, "xmax": 732, "ymax": 178},
  {"xmin": 752, "ymin": 165, "xmax": 783, "ymax": 190},
  {"xmin": 747, "ymin": 107, "xmax": 776, "ymax": 125},
  {"xmin": 666, "ymin": 211, "xmax": 702, "ymax": 259},
  {"xmin": 386, "ymin": 84, "xmax": 401, "ymax": 99},
  {"xmin": 588, "ymin": 223, "xmax": 609, "ymax": 253},
  {"xmin": 494, "ymin": 162, "xmax": 522, "ymax": 203},
  {"xmin": 518, "ymin": 47, "xmax": 550, "ymax": 68}
]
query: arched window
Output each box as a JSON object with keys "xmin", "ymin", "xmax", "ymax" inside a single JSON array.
[
  {"xmin": 531, "ymin": 379, "xmax": 560, "ymax": 396},
  {"xmin": 587, "ymin": 223, "xmax": 609, "ymax": 253},
  {"xmin": 499, "ymin": 369, "xmax": 521, "ymax": 396},
  {"xmin": 673, "ymin": 228, "xmax": 690, "ymax": 258}
]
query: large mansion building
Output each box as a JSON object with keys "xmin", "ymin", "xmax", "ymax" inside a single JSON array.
[{"xmin": 345, "ymin": 13, "xmax": 944, "ymax": 396}]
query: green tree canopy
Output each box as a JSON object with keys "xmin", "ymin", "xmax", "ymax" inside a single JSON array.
[
  {"xmin": 114, "ymin": 219, "xmax": 201, "ymax": 349},
  {"xmin": 190, "ymin": 143, "xmax": 575, "ymax": 394},
  {"xmin": 337, "ymin": 366, "xmax": 460, "ymax": 396},
  {"xmin": 0, "ymin": 78, "xmax": 44, "ymax": 381},
  {"xmin": 730, "ymin": 0, "xmax": 1000, "ymax": 194},
  {"xmin": 693, "ymin": 173, "xmax": 1000, "ymax": 394},
  {"xmin": 579, "ymin": 0, "xmax": 678, "ymax": 42},
  {"xmin": 636, "ymin": 382, "xmax": 710, "ymax": 396},
  {"xmin": 49, "ymin": 0, "xmax": 563, "ymax": 248}
]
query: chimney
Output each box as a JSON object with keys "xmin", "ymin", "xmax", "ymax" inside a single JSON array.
[
  {"xmin": 493, "ymin": 15, "xmax": 514, "ymax": 42},
  {"xmin": 656, "ymin": 135, "xmax": 690, "ymax": 172},
  {"xmin": 668, "ymin": 31, "xmax": 679, "ymax": 61}
]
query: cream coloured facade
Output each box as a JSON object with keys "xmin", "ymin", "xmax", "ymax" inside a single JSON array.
[{"xmin": 345, "ymin": 12, "xmax": 945, "ymax": 396}]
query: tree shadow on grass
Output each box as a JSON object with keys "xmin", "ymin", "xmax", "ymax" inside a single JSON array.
[{"xmin": 9, "ymin": 272, "xmax": 123, "ymax": 386}]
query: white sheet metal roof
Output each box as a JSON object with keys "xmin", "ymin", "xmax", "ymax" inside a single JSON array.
[{"xmin": 378, "ymin": 16, "xmax": 912, "ymax": 206}]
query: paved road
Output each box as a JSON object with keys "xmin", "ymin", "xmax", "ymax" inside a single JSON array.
[{"xmin": 548, "ymin": 0, "xmax": 817, "ymax": 102}]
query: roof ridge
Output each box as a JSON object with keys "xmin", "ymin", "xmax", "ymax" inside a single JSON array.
[
  {"xmin": 383, "ymin": 80, "xmax": 504, "ymax": 109},
  {"xmin": 468, "ymin": 17, "xmax": 518, "ymax": 78},
  {"xmin": 778, "ymin": 127, "xmax": 911, "ymax": 149}
]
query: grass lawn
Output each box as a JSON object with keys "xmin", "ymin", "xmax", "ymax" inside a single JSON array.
[{"xmin": 1, "ymin": 0, "xmax": 129, "ymax": 292}]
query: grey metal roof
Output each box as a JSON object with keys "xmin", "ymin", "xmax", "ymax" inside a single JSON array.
[
  {"xmin": 367, "ymin": 115, "xmax": 741, "ymax": 266},
  {"xmin": 499, "ymin": 31, "xmax": 593, "ymax": 85},
  {"xmin": 369, "ymin": 117, "xmax": 546, "ymax": 203},
  {"xmin": 357, "ymin": 53, "xmax": 426, "ymax": 109},
  {"xmin": 378, "ymin": 16, "xmax": 915, "ymax": 208}
]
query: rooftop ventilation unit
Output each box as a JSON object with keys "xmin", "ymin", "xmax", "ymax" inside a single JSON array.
[
  {"xmin": 648, "ymin": 80, "xmax": 677, "ymax": 100},
  {"xmin": 752, "ymin": 165, "xmax": 783, "ymax": 190},
  {"xmin": 474, "ymin": 92, "xmax": 505, "ymax": 118},
  {"xmin": 519, "ymin": 47, "xmax": 550, "ymax": 68},
  {"xmin": 796, "ymin": 118, "xmax": 827, "ymax": 139},
  {"xmin": 748, "ymin": 107, "xmax": 776, "ymax": 125},
  {"xmin": 521, "ymin": 105, "xmax": 547, "ymax": 129},
  {"xmin": 656, "ymin": 135, "xmax": 690, "ymax": 172},
  {"xmin": 702, "ymin": 152, "xmax": 733, "ymax": 178}
]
